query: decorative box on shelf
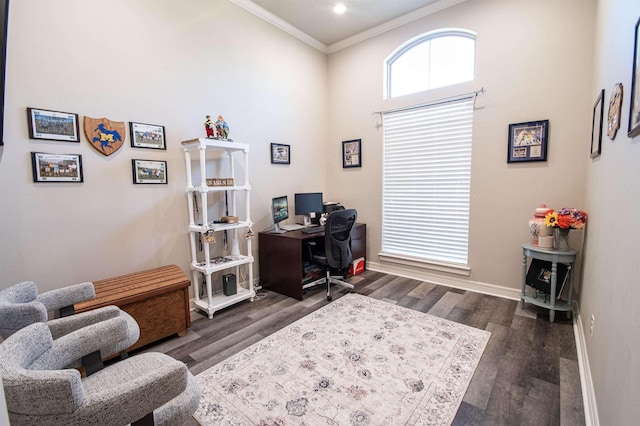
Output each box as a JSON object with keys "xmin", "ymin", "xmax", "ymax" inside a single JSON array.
[{"xmin": 206, "ymin": 178, "xmax": 234, "ymax": 186}]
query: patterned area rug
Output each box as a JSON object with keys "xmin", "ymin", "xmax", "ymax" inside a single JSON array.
[{"xmin": 195, "ymin": 294, "xmax": 490, "ymax": 425}]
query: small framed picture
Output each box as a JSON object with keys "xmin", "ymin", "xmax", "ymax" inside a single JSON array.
[
  {"xmin": 130, "ymin": 122, "xmax": 166, "ymax": 150},
  {"xmin": 591, "ymin": 89, "xmax": 604, "ymax": 159},
  {"xmin": 132, "ymin": 159, "xmax": 167, "ymax": 184},
  {"xmin": 526, "ymin": 258, "xmax": 570, "ymax": 299},
  {"xmin": 271, "ymin": 143, "xmax": 290, "ymax": 164},
  {"xmin": 27, "ymin": 108, "xmax": 80, "ymax": 142},
  {"xmin": 507, "ymin": 119, "xmax": 549, "ymax": 163},
  {"xmin": 628, "ymin": 17, "xmax": 640, "ymax": 138},
  {"xmin": 342, "ymin": 139, "xmax": 361, "ymax": 168},
  {"xmin": 31, "ymin": 152, "xmax": 83, "ymax": 182}
]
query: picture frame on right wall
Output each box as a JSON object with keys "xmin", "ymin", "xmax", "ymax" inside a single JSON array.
[
  {"xmin": 591, "ymin": 89, "xmax": 604, "ymax": 158},
  {"xmin": 629, "ymin": 17, "xmax": 640, "ymax": 138}
]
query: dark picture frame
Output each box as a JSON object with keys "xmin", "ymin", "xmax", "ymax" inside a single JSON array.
[
  {"xmin": 27, "ymin": 107, "xmax": 80, "ymax": 142},
  {"xmin": 271, "ymin": 143, "xmax": 290, "ymax": 164},
  {"xmin": 526, "ymin": 258, "xmax": 571, "ymax": 299},
  {"xmin": 342, "ymin": 139, "xmax": 362, "ymax": 168},
  {"xmin": 31, "ymin": 152, "xmax": 83, "ymax": 183},
  {"xmin": 507, "ymin": 120, "xmax": 549, "ymax": 163},
  {"xmin": 0, "ymin": 0, "xmax": 9, "ymax": 146},
  {"xmin": 591, "ymin": 89, "xmax": 604, "ymax": 158},
  {"xmin": 629, "ymin": 17, "xmax": 640, "ymax": 138},
  {"xmin": 130, "ymin": 122, "xmax": 166, "ymax": 150},
  {"xmin": 132, "ymin": 159, "xmax": 167, "ymax": 184}
]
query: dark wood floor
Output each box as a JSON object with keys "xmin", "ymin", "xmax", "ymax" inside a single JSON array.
[{"xmin": 138, "ymin": 270, "xmax": 585, "ymax": 425}]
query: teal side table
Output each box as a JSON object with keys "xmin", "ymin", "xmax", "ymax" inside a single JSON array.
[{"xmin": 521, "ymin": 243, "xmax": 577, "ymax": 322}]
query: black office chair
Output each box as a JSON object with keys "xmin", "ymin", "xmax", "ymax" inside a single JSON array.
[{"xmin": 302, "ymin": 209, "xmax": 358, "ymax": 301}]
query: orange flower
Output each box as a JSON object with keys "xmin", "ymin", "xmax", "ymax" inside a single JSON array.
[{"xmin": 556, "ymin": 215, "xmax": 574, "ymax": 228}]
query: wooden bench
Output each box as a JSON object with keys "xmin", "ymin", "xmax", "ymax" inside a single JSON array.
[{"xmin": 75, "ymin": 264, "xmax": 191, "ymax": 352}]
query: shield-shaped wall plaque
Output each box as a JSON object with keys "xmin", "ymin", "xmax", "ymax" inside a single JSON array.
[{"xmin": 84, "ymin": 117, "xmax": 126, "ymax": 156}]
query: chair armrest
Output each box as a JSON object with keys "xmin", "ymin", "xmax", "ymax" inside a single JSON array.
[
  {"xmin": 36, "ymin": 282, "xmax": 95, "ymax": 312},
  {"xmin": 3, "ymin": 368, "xmax": 83, "ymax": 416},
  {"xmin": 83, "ymin": 354, "xmax": 189, "ymax": 424},
  {"xmin": 32, "ymin": 316, "xmax": 130, "ymax": 370},
  {"xmin": 47, "ymin": 306, "xmax": 121, "ymax": 339}
]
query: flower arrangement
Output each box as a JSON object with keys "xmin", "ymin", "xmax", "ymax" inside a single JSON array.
[{"xmin": 544, "ymin": 208, "xmax": 588, "ymax": 229}]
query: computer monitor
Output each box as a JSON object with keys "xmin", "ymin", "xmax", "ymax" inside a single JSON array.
[
  {"xmin": 294, "ymin": 192, "xmax": 323, "ymax": 226},
  {"xmin": 271, "ymin": 195, "xmax": 289, "ymax": 233}
]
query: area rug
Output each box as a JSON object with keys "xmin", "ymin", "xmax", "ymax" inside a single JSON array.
[{"xmin": 194, "ymin": 293, "xmax": 490, "ymax": 425}]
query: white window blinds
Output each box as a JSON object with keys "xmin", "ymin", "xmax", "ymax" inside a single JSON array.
[{"xmin": 382, "ymin": 96, "xmax": 474, "ymax": 265}]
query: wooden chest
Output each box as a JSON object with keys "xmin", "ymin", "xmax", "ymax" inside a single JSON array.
[{"xmin": 75, "ymin": 264, "xmax": 191, "ymax": 352}]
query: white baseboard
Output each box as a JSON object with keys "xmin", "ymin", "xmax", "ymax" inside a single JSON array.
[
  {"xmin": 573, "ymin": 302, "xmax": 599, "ymax": 426},
  {"xmin": 366, "ymin": 261, "xmax": 521, "ymax": 301}
]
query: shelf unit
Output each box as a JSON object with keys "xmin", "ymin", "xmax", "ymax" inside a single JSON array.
[
  {"xmin": 182, "ymin": 138, "xmax": 254, "ymax": 318},
  {"xmin": 521, "ymin": 243, "xmax": 576, "ymax": 323}
]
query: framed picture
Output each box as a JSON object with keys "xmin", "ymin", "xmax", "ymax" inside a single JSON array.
[
  {"xmin": 1, "ymin": 0, "xmax": 8, "ymax": 146},
  {"xmin": 271, "ymin": 143, "xmax": 290, "ymax": 164},
  {"xmin": 507, "ymin": 119, "xmax": 549, "ymax": 163},
  {"xmin": 27, "ymin": 108, "xmax": 80, "ymax": 142},
  {"xmin": 132, "ymin": 159, "xmax": 167, "ymax": 184},
  {"xmin": 591, "ymin": 89, "xmax": 604, "ymax": 158},
  {"xmin": 130, "ymin": 122, "xmax": 166, "ymax": 150},
  {"xmin": 31, "ymin": 152, "xmax": 83, "ymax": 182},
  {"xmin": 628, "ymin": 17, "xmax": 640, "ymax": 138},
  {"xmin": 342, "ymin": 139, "xmax": 362, "ymax": 168},
  {"xmin": 526, "ymin": 258, "xmax": 570, "ymax": 299}
]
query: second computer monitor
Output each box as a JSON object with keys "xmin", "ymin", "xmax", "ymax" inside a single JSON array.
[{"xmin": 294, "ymin": 192, "xmax": 323, "ymax": 226}]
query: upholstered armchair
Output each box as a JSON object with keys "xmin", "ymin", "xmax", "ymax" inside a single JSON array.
[
  {"xmin": 0, "ymin": 281, "xmax": 139, "ymax": 371},
  {"xmin": 0, "ymin": 319, "xmax": 200, "ymax": 425}
]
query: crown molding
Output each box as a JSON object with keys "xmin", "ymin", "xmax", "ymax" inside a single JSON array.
[
  {"xmin": 327, "ymin": 0, "xmax": 468, "ymax": 53},
  {"xmin": 230, "ymin": 0, "xmax": 468, "ymax": 55},
  {"xmin": 229, "ymin": 0, "xmax": 329, "ymax": 53}
]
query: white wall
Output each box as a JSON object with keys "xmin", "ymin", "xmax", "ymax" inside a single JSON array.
[
  {"xmin": 0, "ymin": 0, "xmax": 328, "ymax": 292},
  {"xmin": 2, "ymin": 1, "xmax": 638, "ymax": 423},
  {"xmin": 582, "ymin": 0, "xmax": 640, "ymax": 424},
  {"xmin": 326, "ymin": 0, "xmax": 596, "ymax": 293}
]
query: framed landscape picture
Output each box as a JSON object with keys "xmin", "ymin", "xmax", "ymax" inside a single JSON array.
[
  {"xmin": 27, "ymin": 107, "xmax": 80, "ymax": 142},
  {"xmin": 129, "ymin": 122, "xmax": 166, "ymax": 150},
  {"xmin": 31, "ymin": 152, "xmax": 83, "ymax": 182},
  {"xmin": 132, "ymin": 159, "xmax": 167, "ymax": 184},
  {"xmin": 507, "ymin": 120, "xmax": 549, "ymax": 163}
]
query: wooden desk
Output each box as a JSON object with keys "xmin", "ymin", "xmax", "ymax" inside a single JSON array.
[{"xmin": 259, "ymin": 223, "xmax": 366, "ymax": 300}]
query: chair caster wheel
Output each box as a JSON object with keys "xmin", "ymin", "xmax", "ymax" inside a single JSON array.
[{"xmin": 327, "ymin": 295, "xmax": 332, "ymax": 301}]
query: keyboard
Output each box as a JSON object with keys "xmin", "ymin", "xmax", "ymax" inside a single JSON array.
[
  {"xmin": 280, "ymin": 223, "xmax": 306, "ymax": 231},
  {"xmin": 301, "ymin": 226, "xmax": 324, "ymax": 234}
]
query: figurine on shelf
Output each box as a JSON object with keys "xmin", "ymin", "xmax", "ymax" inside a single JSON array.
[
  {"xmin": 215, "ymin": 115, "xmax": 230, "ymax": 140},
  {"xmin": 204, "ymin": 115, "xmax": 215, "ymax": 138}
]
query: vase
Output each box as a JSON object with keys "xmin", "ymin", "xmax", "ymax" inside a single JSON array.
[
  {"xmin": 554, "ymin": 228, "xmax": 571, "ymax": 251},
  {"xmin": 528, "ymin": 204, "xmax": 553, "ymax": 245}
]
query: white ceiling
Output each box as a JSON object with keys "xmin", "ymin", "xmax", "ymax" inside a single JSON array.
[{"xmin": 230, "ymin": 0, "xmax": 466, "ymax": 53}]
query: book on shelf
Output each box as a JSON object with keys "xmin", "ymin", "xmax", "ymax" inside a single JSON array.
[{"xmin": 526, "ymin": 258, "xmax": 571, "ymax": 299}]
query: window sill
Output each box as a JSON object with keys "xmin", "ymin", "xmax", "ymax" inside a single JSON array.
[{"xmin": 378, "ymin": 252, "xmax": 470, "ymax": 277}]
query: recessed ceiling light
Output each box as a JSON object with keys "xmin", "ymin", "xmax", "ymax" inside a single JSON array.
[{"xmin": 333, "ymin": 3, "xmax": 347, "ymax": 14}]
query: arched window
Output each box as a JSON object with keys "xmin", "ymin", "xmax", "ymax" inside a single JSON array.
[{"xmin": 385, "ymin": 29, "xmax": 476, "ymax": 99}]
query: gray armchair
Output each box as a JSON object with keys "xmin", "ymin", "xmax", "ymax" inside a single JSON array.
[
  {"xmin": 0, "ymin": 281, "xmax": 139, "ymax": 371},
  {"xmin": 0, "ymin": 319, "xmax": 200, "ymax": 425}
]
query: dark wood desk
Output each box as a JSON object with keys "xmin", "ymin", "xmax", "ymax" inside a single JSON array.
[{"xmin": 259, "ymin": 223, "xmax": 366, "ymax": 300}]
